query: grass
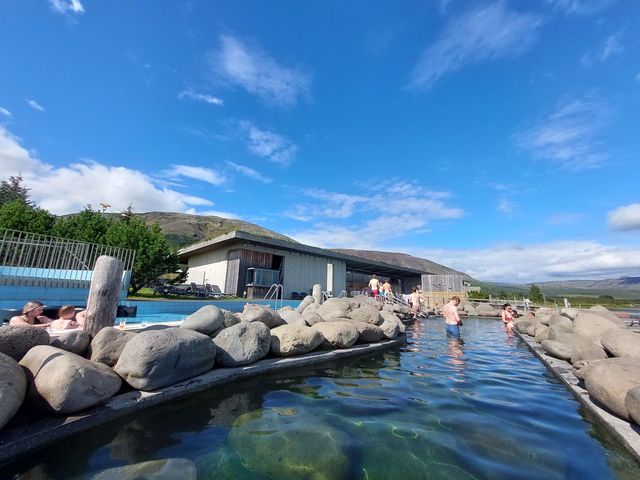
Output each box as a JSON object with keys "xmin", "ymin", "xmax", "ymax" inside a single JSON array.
[{"xmin": 127, "ymin": 287, "xmax": 243, "ymax": 302}]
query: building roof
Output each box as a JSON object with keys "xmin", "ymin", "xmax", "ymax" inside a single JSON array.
[{"xmin": 178, "ymin": 230, "xmax": 428, "ymax": 278}]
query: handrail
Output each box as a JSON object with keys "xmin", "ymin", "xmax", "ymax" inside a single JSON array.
[{"xmin": 264, "ymin": 283, "xmax": 284, "ymax": 310}]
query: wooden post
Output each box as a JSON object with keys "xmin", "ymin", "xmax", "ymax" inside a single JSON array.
[{"xmin": 84, "ymin": 255, "xmax": 124, "ymax": 337}]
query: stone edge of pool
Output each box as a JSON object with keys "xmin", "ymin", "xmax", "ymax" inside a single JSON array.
[
  {"xmin": 0, "ymin": 334, "xmax": 406, "ymax": 466},
  {"xmin": 518, "ymin": 332, "xmax": 640, "ymax": 464}
]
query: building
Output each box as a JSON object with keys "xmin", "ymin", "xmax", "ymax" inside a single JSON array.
[{"xmin": 178, "ymin": 231, "xmax": 426, "ymax": 299}]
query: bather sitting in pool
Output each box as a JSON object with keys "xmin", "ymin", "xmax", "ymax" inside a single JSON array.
[
  {"xmin": 9, "ymin": 301, "xmax": 54, "ymax": 329},
  {"xmin": 501, "ymin": 303, "xmax": 514, "ymax": 331},
  {"xmin": 49, "ymin": 305, "xmax": 82, "ymax": 330}
]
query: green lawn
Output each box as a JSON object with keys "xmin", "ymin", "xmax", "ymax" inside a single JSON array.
[{"xmin": 128, "ymin": 287, "xmax": 242, "ymax": 302}]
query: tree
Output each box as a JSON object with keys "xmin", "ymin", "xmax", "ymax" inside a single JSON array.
[
  {"xmin": 0, "ymin": 199, "xmax": 55, "ymax": 234},
  {"xmin": 528, "ymin": 284, "xmax": 544, "ymax": 302},
  {"xmin": 105, "ymin": 216, "xmax": 178, "ymax": 294},
  {"xmin": 52, "ymin": 206, "xmax": 113, "ymax": 244},
  {"xmin": 0, "ymin": 176, "xmax": 32, "ymax": 206}
]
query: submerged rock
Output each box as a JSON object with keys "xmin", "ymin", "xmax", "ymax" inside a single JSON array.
[
  {"xmin": 0, "ymin": 325, "xmax": 49, "ymax": 361},
  {"xmin": 584, "ymin": 357, "xmax": 640, "ymax": 420},
  {"xmin": 0, "ymin": 352, "xmax": 26, "ymax": 430},
  {"xmin": 90, "ymin": 458, "xmax": 197, "ymax": 480},
  {"xmin": 270, "ymin": 325, "xmax": 324, "ymax": 356},
  {"xmin": 213, "ymin": 322, "xmax": 271, "ymax": 367}
]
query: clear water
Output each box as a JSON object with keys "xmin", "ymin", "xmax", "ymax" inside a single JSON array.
[{"xmin": 3, "ymin": 318, "xmax": 639, "ymax": 479}]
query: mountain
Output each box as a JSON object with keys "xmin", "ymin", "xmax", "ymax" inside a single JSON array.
[
  {"xmin": 134, "ymin": 212, "xmax": 297, "ymax": 247},
  {"xmin": 332, "ymin": 249, "xmax": 477, "ymax": 282},
  {"xmin": 535, "ymin": 277, "xmax": 640, "ymax": 298}
]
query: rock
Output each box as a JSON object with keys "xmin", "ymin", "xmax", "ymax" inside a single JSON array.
[
  {"xmin": 573, "ymin": 359, "xmax": 607, "ymax": 380},
  {"xmin": 352, "ymin": 322, "xmax": 384, "ymax": 343},
  {"xmin": 625, "ymin": 387, "xmax": 640, "ymax": 426},
  {"xmin": 464, "ymin": 305, "xmax": 479, "ymax": 316},
  {"xmin": 222, "ymin": 309, "xmax": 240, "ymax": 328},
  {"xmin": 573, "ymin": 311, "xmax": 622, "ymax": 343},
  {"xmin": 382, "ymin": 303, "xmax": 411, "ymax": 317},
  {"xmin": 536, "ymin": 307, "xmax": 555, "ymax": 315},
  {"xmin": 570, "ymin": 336, "xmax": 608, "ymax": 364},
  {"xmin": 312, "ymin": 284, "xmax": 322, "ymax": 304},
  {"xmin": 270, "ymin": 325, "xmax": 324, "ymax": 356},
  {"xmin": 590, "ymin": 305, "xmax": 627, "ymax": 326},
  {"xmin": 548, "ymin": 314, "xmax": 573, "ymax": 330},
  {"xmin": 514, "ymin": 320, "xmax": 532, "ymax": 334},
  {"xmin": 476, "ymin": 303, "xmax": 499, "ymax": 316},
  {"xmin": 181, "ymin": 305, "xmax": 225, "ymax": 336},
  {"xmin": 0, "ymin": 352, "xmax": 26, "ymax": 430},
  {"xmin": 601, "ymin": 329, "xmax": 640, "ymax": 358},
  {"xmin": 312, "ymin": 321, "xmax": 359, "ymax": 349},
  {"xmin": 536, "ymin": 313, "xmax": 552, "ymax": 325},
  {"xmin": 317, "ymin": 298, "xmax": 350, "ymax": 320},
  {"xmin": 50, "ymin": 330, "xmax": 91, "ymax": 356},
  {"xmin": 20, "ymin": 346, "xmax": 121, "ymax": 414},
  {"xmin": 584, "ymin": 357, "xmax": 640, "ymax": 420},
  {"xmin": 301, "ymin": 309, "xmax": 324, "ymax": 326},
  {"xmin": 114, "ymin": 328, "xmax": 216, "ymax": 391},
  {"xmin": 90, "ymin": 458, "xmax": 197, "ymax": 480},
  {"xmin": 295, "ymin": 295, "xmax": 315, "ymax": 313},
  {"xmin": 278, "ymin": 309, "xmax": 307, "ymax": 326},
  {"xmin": 89, "ymin": 327, "xmax": 137, "ymax": 367},
  {"xmin": 347, "ymin": 305, "xmax": 383, "ymax": 326},
  {"xmin": 548, "ymin": 323, "xmax": 574, "ymax": 342},
  {"xmin": 0, "ymin": 326, "xmax": 50, "ymax": 361},
  {"xmin": 241, "ymin": 304, "xmax": 285, "ymax": 328},
  {"xmin": 534, "ymin": 325, "xmax": 550, "ymax": 343},
  {"xmin": 379, "ymin": 311, "xmax": 404, "ymax": 338},
  {"xmin": 213, "ymin": 322, "xmax": 271, "ymax": 367},
  {"xmin": 525, "ymin": 325, "xmax": 536, "ymax": 336},
  {"xmin": 541, "ymin": 340, "xmax": 572, "ymax": 361},
  {"xmin": 561, "ymin": 308, "xmax": 580, "ymax": 320}
]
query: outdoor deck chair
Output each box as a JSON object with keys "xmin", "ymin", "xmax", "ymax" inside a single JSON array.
[
  {"xmin": 207, "ymin": 284, "xmax": 233, "ymax": 298},
  {"xmin": 190, "ymin": 282, "xmax": 208, "ymax": 297}
]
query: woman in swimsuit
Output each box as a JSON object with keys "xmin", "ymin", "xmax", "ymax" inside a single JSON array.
[
  {"xmin": 9, "ymin": 301, "xmax": 54, "ymax": 328},
  {"xmin": 501, "ymin": 303, "xmax": 514, "ymax": 331}
]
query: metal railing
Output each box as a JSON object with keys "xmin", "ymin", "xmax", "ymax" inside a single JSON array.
[
  {"xmin": 264, "ymin": 283, "xmax": 284, "ymax": 310},
  {"xmin": 0, "ymin": 229, "xmax": 135, "ymax": 289}
]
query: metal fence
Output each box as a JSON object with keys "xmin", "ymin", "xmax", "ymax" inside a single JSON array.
[{"xmin": 0, "ymin": 229, "xmax": 135, "ymax": 288}]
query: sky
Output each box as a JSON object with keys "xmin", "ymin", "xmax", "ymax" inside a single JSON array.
[{"xmin": 1, "ymin": 0, "xmax": 639, "ymax": 283}]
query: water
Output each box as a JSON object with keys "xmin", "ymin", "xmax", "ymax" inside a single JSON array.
[{"xmin": 3, "ymin": 318, "xmax": 639, "ymax": 479}]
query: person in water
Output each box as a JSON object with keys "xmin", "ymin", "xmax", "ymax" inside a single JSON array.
[
  {"xmin": 410, "ymin": 287, "xmax": 421, "ymax": 318},
  {"xmin": 9, "ymin": 301, "xmax": 54, "ymax": 328},
  {"xmin": 49, "ymin": 305, "xmax": 81, "ymax": 330},
  {"xmin": 443, "ymin": 296, "xmax": 462, "ymax": 337},
  {"xmin": 501, "ymin": 303, "xmax": 515, "ymax": 331}
]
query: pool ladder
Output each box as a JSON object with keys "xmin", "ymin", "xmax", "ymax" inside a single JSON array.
[{"xmin": 265, "ymin": 283, "xmax": 284, "ymax": 310}]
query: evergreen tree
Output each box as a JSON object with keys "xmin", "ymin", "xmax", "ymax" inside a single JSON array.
[
  {"xmin": 0, "ymin": 199, "xmax": 55, "ymax": 234},
  {"xmin": 528, "ymin": 284, "xmax": 544, "ymax": 302},
  {"xmin": 52, "ymin": 206, "xmax": 113, "ymax": 244},
  {"xmin": 0, "ymin": 176, "xmax": 32, "ymax": 206}
]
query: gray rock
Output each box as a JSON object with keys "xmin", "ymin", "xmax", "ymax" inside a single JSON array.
[
  {"xmin": 379, "ymin": 311, "xmax": 404, "ymax": 339},
  {"xmin": 0, "ymin": 325, "xmax": 50, "ymax": 361},
  {"xmin": 222, "ymin": 309, "xmax": 240, "ymax": 328},
  {"xmin": 352, "ymin": 321, "xmax": 385, "ymax": 343},
  {"xmin": 213, "ymin": 322, "xmax": 271, "ymax": 367},
  {"xmin": 20, "ymin": 345, "xmax": 121, "ymax": 414},
  {"xmin": 561, "ymin": 308, "xmax": 580, "ymax": 320},
  {"xmin": 0, "ymin": 352, "xmax": 26, "ymax": 430},
  {"xmin": 382, "ymin": 303, "xmax": 411, "ymax": 317},
  {"xmin": 312, "ymin": 284, "xmax": 322, "ymax": 304},
  {"xmin": 514, "ymin": 320, "xmax": 532, "ymax": 334},
  {"xmin": 548, "ymin": 323, "xmax": 574, "ymax": 342},
  {"xmin": 590, "ymin": 305, "xmax": 627, "ymax": 326},
  {"xmin": 476, "ymin": 303, "xmax": 499, "ymax": 316},
  {"xmin": 241, "ymin": 304, "xmax": 285, "ymax": 328},
  {"xmin": 541, "ymin": 340, "xmax": 573, "ymax": 361},
  {"xmin": 348, "ymin": 305, "xmax": 383, "ymax": 326},
  {"xmin": 573, "ymin": 311, "xmax": 622, "ymax": 343},
  {"xmin": 89, "ymin": 327, "xmax": 137, "ymax": 367},
  {"xmin": 534, "ymin": 325, "xmax": 550, "ymax": 343},
  {"xmin": 584, "ymin": 357, "xmax": 640, "ymax": 420},
  {"xmin": 536, "ymin": 307, "xmax": 555, "ymax": 315},
  {"xmin": 464, "ymin": 305, "xmax": 479, "ymax": 316},
  {"xmin": 181, "ymin": 305, "xmax": 224, "ymax": 336},
  {"xmin": 317, "ymin": 298, "xmax": 350, "ymax": 320},
  {"xmin": 278, "ymin": 309, "xmax": 307, "ymax": 326},
  {"xmin": 295, "ymin": 295, "xmax": 315, "ymax": 313},
  {"xmin": 301, "ymin": 309, "xmax": 324, "ymax": 326},
  {"xmin": 625, "ymin": 387, "xmax": 640, "ymax": 426},
  {"xmin": 90, "ymin": 458, "xmax": 197, "ymax": 480},
  {"xmin": 525, "ymin": 325, "xmax": 536, "ymax": 336},
  {"xmin": 270, "ymin": 325, "xmax": 324, "ymax": 356},
  {"xmin": 115, "ymin": 328, "xmax": 216, "ymax": 391},
  {"xmin": 601, "ymin": 329, "xmax": 640, "ymax": 358},
  {"xmin": 573, "ymin": 359, "xmax": 607, "ymax": 380},
  {"xmin": 312, "ymin": 321, "xmax": 359, "ymax": 349},
  {"xmin": 570, "ymin": 336, "xmax": 608, "ymax": 364},
  {"xmin": 536, "ymin": 313, "xmax": 551, "ymax": 326},
  {"xmin": 548, "ymin": 314, "xmax": 573, "ymax": 330},
  {"xmin": 50, "ymin": 330, "xmax": 91, "ymax": 356}
]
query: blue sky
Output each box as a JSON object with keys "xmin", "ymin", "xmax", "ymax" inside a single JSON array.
[{"xmin": 1, "ymin": 0, "xmax": 639, "ymax": 282}]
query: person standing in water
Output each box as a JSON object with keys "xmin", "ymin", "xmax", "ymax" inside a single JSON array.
[{"xmin": 443, "ymin": 296, "xmax": 462, "ymax": 337}]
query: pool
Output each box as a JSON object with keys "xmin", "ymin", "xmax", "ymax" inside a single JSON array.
[{"xmin": 3, "ymin": 318, "xmax": 639, "ymax": 479}]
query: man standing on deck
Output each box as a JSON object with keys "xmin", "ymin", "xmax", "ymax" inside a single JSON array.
[
  {"xmin": 368, "ymin": 274, "xmax": 380, "ymax": 298},
  {"xmin": 443, "ymin": 296, "xmax": 462, "ymax": 337}
]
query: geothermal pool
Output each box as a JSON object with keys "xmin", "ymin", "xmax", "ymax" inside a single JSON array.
[{"xmin": 3, "ymin": 318, "xmax": 639, "ymax": 479}]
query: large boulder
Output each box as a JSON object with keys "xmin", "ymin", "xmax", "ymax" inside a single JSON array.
[
  {"xmin": 181, "ymin": 305, "xmax": 225, "ymax": 336},
  {"xmin": 590, "ymin": 305, "xmax": 627, "ymax": 327},
  {"xmin": 270, "ymin": 325, "xmax": 324, "ymax": 356},
  {"xmin": 90, "ymin": 458, "xmax": 197, "ymax": 480},
  {"xmin": 382, "ymin": 303, "xmax": 411, "ymax": 317},
  {"xmin": 600, "ymin": 329, "xmax": 640, "ymax": 358},
  {"xmin": 348, "ymin": 305, "xmax": 383, "ymax": 326},
  {"xmin": 20, "ymin": 346, "xmax": 121, "ymax": 414},
  {"xmin": 626, "ymin": 387, "xmax": 640, "ymax": 426},
  {"xmin": 573, "ymin": 311, "xmax": 622, "ymax": 343},
  {"xmin": 570, "ymin": 336, "xmax": 608, "ymax": 364},
  {"xmin": 583, "ymin": 357, "xmax": 640, "ymax": 420},
  {"xmin": 534, "ymin": 325, "xmax": 550, "ymax": 343},
  {"xmin": 541, "ymin": 340, "xmax": 572, "ymax": 361},
  {"xmin": 0, "ymin": 352, "xmax": 26, "ymax": 430},
  {"xmin": 317, "ymin": 298, "xmax": 350, "ymax": 320},
  {"xmin": 0, "ymin": 325, "xmax": 49, "ymax": 361},
  {"xmin": 241, "ymin": 304, "xmax": 285, "ymax": 328},
  {"xmin": 50, "ymin": 330, "xmax": 91, "ymax": 356},
  {"xmin": 295, "ymin": 295, "xmax": 315, "ymax": 313},
  {"xmin": 312, "ymin": 321, "xmax": 359, "ymax": 349},
  {"xmin": 301, "ymin": 309, "xmax": 324, "ymax": 326},
  {"xmin": 352, "ymin": 322, "xmax": 384, "ymax": 343},
  {"xmin": 561, "ymin": 308, "xmax": 580, "ymax": 320},
  {"xmin": 278, "ymin": 309, "xmax": 307, "ymax": 326},
  {"xmin": 476, "ymin": 303, "xmax": 499, "ymax": 316},
  {"xmin": 573, "ymin": 359, "xmax": 607, "ymax": 380},
  {"xmin": 548, "ymin": 314, "xmax": 573, "ymax": 330},
  {"xmin": 89, "ymin": 327, "xmax": 137, "ymax": 367},
  {"xmin": 379, "ymin": 311, "xmax": 404, "ymax": 339},
  {"xmin": 115, "ymin": 328, "xmax": 216, "ymax": 390},
  {"xmin": 536, "ymin": 313, "xmax": 552, "ymax": 326},
  {"xmin": 213, "ymin": 322, "xmax": 271, "ymax": 367},
  {"xmin": 548, "ymin": 323, "xmax": 574, "ymax": 342},
  {"xmin": 514, "ymin": 319, "xmax": 532, "ymax": 334}
]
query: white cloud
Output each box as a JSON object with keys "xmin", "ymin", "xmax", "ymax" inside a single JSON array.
[
  {"xmin": 210, "ymin": 35, "xmax": 311, "ymax": 108},
  {"xmin": 187, "ymin": 208, "xmax": 240, "ymax": 219},
  {"xmin": 239, "ymin": 120, "xmax": 297, "ymax": 165},
  {"xmin": 546, "ymin": 0, "xmax": 614, "ymax": 15},
  {"xmin": 26, "ymin": 99, "xmax": 45, "ymax": 112},
  {"xmin": 0, "ymin": 107, "xmax": 11, "ymax": 117},
  {"xmin": 178, "ymin": 90, "xmax": 224, "ymax": 106},
  {"xmin": 497, "ymin": 197, "xmax": 514, "ymax": 214},
  {"xmin": 0, "ymin": 125, "xmax": 216, "ymax": 215},
  {"xmin": 416, "ymin": 240, "xmax": 640, "ymax": 282},
  {"xmin": 408, "ymin": 2, "xmax": 542, "ymax": 89},
  {"xmin": 581, "ymin": 31, "xmax": 624, "ymax": 66},
  {"xmin": 608, "ymin": 204, "xmax": 640, "ymax": 231},
  {"xmin": 164, "ymin": 164, "xmax": 227, "ymax": 186},
  {"xmin": 49, "ymin": 0, "xmax": 84, "ymax": 15},
  {"xmin": 515, "ymin": 93, "xmax": 611, "ymax": 170},
  {"xmin": 226, "ymin": 161, "xmax": 273, "ymax": 183}
]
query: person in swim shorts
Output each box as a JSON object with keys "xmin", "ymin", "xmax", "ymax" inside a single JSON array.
[{"xmin": 443, "ymin": 296, "xmax": 462, "ymax": 337}]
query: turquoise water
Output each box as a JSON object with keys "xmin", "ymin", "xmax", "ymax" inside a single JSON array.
[{"xmin": 3, "ymin": 318, "xmax": 639, "ymax": 479}]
